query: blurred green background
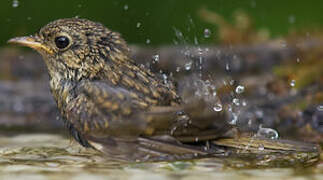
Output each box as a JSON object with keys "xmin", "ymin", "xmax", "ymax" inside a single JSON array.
[{"xmin": 1, "ymin": 0, "xmax": 323, "ymax": 46}]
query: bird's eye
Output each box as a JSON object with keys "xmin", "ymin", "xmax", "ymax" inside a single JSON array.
[{"xmin": 55, "ymin": 36, "xmax": 70, "ymax": 49}]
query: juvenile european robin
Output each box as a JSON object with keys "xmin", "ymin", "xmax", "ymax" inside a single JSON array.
[{"xmin": 8, "ymin": 18, "xmax": 318, "ymax": 162}]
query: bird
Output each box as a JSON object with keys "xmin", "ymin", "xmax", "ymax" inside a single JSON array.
[{"xmin": 8, "ymin": 18, "xmax": 319, "ymax": 162}]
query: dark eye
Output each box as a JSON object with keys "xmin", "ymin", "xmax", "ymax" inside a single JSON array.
[{"xmin": 55, "ymin": 36, "xmax": 70, "ymax": 49}]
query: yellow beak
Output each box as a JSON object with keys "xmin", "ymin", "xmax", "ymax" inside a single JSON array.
[{"xmin": 8, "ymin": 36, "xmax": 53, "ymax": 55}]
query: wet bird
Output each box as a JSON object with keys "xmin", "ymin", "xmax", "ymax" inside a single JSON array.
[{"xmin": 8, "ymin": 18, "xmax": 319, "ymax": 162}]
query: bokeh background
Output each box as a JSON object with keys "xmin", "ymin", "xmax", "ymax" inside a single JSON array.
[{"xmin": 1, "ymin": 0, "xmax": 323, "ymax": 46}]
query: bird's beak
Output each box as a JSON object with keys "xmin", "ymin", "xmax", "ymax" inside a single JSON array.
[{"xmin": 8, "ymin": 36, "xmax": 54, "ymax": 55}]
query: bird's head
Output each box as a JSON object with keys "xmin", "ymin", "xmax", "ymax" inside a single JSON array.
[{"xmin": 8, "ymin": 18, "xmax": 130, "ymax": 81}]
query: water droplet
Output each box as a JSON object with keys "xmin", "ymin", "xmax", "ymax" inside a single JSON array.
[
  {"xmin": 229, "ymin": 113, "xmax": 238, "ymax": 125},
  {"xmin": 204, "ymin": 29, "xmax": 211, "ymax": 38},
  {"xmin": 162, "ymin": 74, "xmax": 168, "ymax": 85},
  {"xmin": 225, "ymin": 63, "xmax": 230, "ymax": 71},
  {"xmin": 258, "ymin": 144, "xmax": 265, "ymax": 151},
  {"xmin": 170, "ymin": 126, "xmax": 177, "ymax": 135},
  {"xmin": 146, "ymin": 39, "xmax": 151, "ymax": 44},
  {"xmin": 123, "ymin": 4, "xmax": 128, "ymax": 11},
  {"xmin": 256, "ymin": 125, "xmax": 279, "ymax": 139},
  {"xmin": 184, "ymin": 61, "xmax": 192, "ymax": 71},
  {"xmin": 235, "ymin": 85, "xmax": 245, "ymax": 94},
  {"xmin": 233, "ymin": 98, "xmax": 240, "ymax": 106},
  {"xmin": 194, "ymin": 37, "xmax": 199, "ymax": 45},
  {"xmin": 136, "ymin": 22, "xmax": 141, "ymax": 28},
  {"xmin": 152, "ymin": 54, "xmax": 159, "ymax": 63},
  {"xmin": 213, "ymin": 104, "xmax": 223, "ymax": 112},
  {"xmin": 288, "ymin": 15, "xmax": 295, "ymax": 24},
  {"xmin": 12, "ymin": 0, "xmax": 19, "ymax": 8},
  {"xmin": 317, "ymin": 105, "xmax": 323, "ymax": 111},
  {"xmin": 290, "ymin": 79, "xmax": 296, "ymax": 87},
  {"xmin": 280, "ymin": 41, "xmax": 287, "ymax": 47}
]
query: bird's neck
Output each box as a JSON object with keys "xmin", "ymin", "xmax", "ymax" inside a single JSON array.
[{"xmin": 49, "ymin": 72, "xmax": 76, "ymax": 112}]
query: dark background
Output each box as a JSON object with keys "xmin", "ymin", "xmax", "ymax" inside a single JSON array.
[{"xmin": 1, "ymin": 0, "xmax": 323, "ymax": 46}]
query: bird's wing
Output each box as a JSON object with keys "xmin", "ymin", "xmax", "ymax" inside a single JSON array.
[
  {"xmin": 65, "ymin": 80, "xmax": 179, "ymax": 137},
  {"xmin": 66, "ymin": 80, "xmax": 231, "ymax": 139},
  {"xmin": 64, "ymin": 80, "xmax": 230, "ymax": 161}
]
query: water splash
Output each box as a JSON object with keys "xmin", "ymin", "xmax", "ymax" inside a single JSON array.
[
  {"xmin": 184, "ymin": 61, "xmax": 192, "ymax": 71},
  {"xmin": 12, "ymin": 0, "xmax": 19, "ymax": 8},
  {"xmin": 225, "ymin": 63, "xmax": 230, "ymax": 71},
  {"xmin": 136, "ymin": 22, "xmax": 141, "ymax": 28},
  {"xmin": 232, "ymin": 98, "xmax": 240, "ymax": 106},
  {"xmin": 213, "ymin": 104, "xmax": 223, "ymax": 112},
  {"xmin": 258, "ymin": 144, "xmax": 265, "ymax": 151},
  {"xmin": 152, "ymin": 54, "xmax": 159, "ymax": 63},
  {"xmin": 317, "ymin": 105, "xmax": 323, "ymax": 111},
  {"xmin": 229, "ymin": 112, "xmax": 238, "ymax": 125},
  {"xmin": 235, "ymin": 85, "xmax": 245, "ymax": 94},
  {"xmin": 256, "ymin": 125, "xmax": 279, "ymax": 139},
  {"xmin": 203, "ymin": 29, "xmax": 211, "ymax": 38}
]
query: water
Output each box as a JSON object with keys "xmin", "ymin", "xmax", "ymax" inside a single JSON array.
[
  {"xmin": 203, "ymin": 29, "xmax": 211, "ymax": 38},
  {"xmin": 152, "ymin": 54, "xmax": 159, "ymax": 63},
  {"xmin": 136, "ymin": 22, "xmax": 141, "ymax": 28},
  {"xmin": 290, "ymin": 80, "xmax": 296, "ymax": 87},
  {"xmin": 0, "ymin": 133, "xmax": 321, "ymax": 180},
  {"xmin": 12, "ymin": 0, "xmax": 19, "ymax": 8},
  {"xmin": 213, "ymin": 103, "xmax": 223, "ymax": 112},
  {"xmin": 235, "ymin": 85, "xmax": 245, "ymax": 94},
  {"xmin": 256, "ymin": 125, "xmax": 279, "ymax": 140}
]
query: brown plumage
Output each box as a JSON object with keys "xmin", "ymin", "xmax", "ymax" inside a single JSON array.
[{"xmin": 8, "ymin": 18, "xmax": 319, "ymax": 162}]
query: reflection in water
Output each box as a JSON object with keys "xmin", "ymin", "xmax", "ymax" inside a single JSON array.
[{"xmin": 0, "ymin": 134, "xmax": 321, "ymax": 179}]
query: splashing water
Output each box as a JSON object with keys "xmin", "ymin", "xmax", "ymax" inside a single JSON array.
[
  {"xmin": 232, "ymin": 98, "xmax": 240, "ymax": 106},
  {"xmin": 258, "ymin": 144, "xmax": 265, "ymax": 151},
  {"xmin": 152, "ymin": 54, "xmax": 159, "ymax": 63},
  {"xmin": 184, "ymin": 61, "xmax": 192, "ymax": 71},
  {"xmin": 256, "ymin": 125, "xmax": 279, "ymax": 139},
  {"xmin": 235, "ymin": 85, "xmax": 245, "ymax": 94},
  {"xmin": 213, "ymin": 104, "xmax": 223, "ymax": 112},
  {"xmin": 317, "ymin": 105, "xmax": 323, "ymax": 111},
  {"xmin": 203, "ymin": 29, "xmax": 211, "ymax": 38},
  {"xmin": 229, "ymin": 112, "xmax": 238, "ymax": 125},
  {"xmin": 136, "ymin": 22, "xmax": 141, "ymax": 28},
  {"xmin": 12, "ymin": 0, "xmax": 19, "ymax": 8}
]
